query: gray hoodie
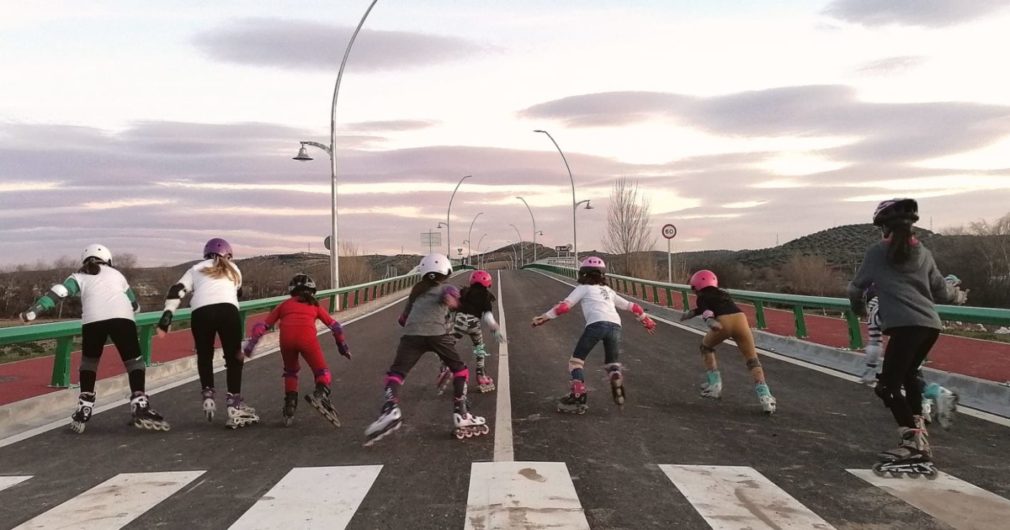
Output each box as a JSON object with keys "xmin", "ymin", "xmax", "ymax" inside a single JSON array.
[
  {"xmin": 403, "ymin": 284, "xmax": 454, "ymax": 336},
  {"xmin": 848, "ymin": 240, "xmax": 955, "ymax": 331}
]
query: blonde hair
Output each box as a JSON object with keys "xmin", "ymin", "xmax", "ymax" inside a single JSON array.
[{"xmin": 200, "ymin": 255, "xmax": 240, "ymax": 284}]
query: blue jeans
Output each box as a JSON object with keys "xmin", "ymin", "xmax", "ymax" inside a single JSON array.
[{"xmin": 572, "ymin": 321, "xmax": 622, "ymax": 364}]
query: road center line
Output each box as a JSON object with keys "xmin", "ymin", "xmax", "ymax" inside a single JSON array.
[{"xmin": 493, "ymin": 271, "xmax": 514, "ymax": 462}]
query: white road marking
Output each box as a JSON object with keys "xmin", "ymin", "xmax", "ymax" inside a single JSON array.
[
  {"xmin": 849, "ymin": 469, "xmax": 1010, "ymax": 530},
  {"xmin": 493, "ymin": 271, "xmax": 514, "ymax": 462},
  {"xmin": 465, "ymin": 461, "xmax": 589, "ymax": 530},
  {"xmin": 228, "ymin": 465, "xmax": 383, "ymax": 530},
  {"xmin": 0, "ymin": 294, "xmax": 412, "ymax": 449},
  {"xmin": 531, "ymin": 269, "xmax": 1010, "ymax": 428},
  {"xmin": 0, "ymin": 475, "xmax": 31, "ymax": 492},
  {"xmin": 660, "ymin": 465, "xmax": 834, "ymax": 530},
  {"xmin": 14, "ymin": 470, "xmax": 205, "ymax": 530}
]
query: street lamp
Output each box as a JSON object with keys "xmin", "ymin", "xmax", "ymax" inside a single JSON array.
[
  {"xmin": 467, "ymin": 212, "xmax": 484, "ymax": 265},
  {"xmin": 293, "ymin": 0, "xmax": 379, "ymax": 298},
  {"xmin": 446, "ymin": 175, "xmax": 473, "ymax": 260},
  {"xmin": 516, "ymin": 196, "xmax": 538, "ymax": 264},
  {"xmin": 509, "ymin": 223, "xmax": 524, "ymax": 267},
  {"xmin": 534, "ymin": 129, "xmax": 583, "ymax": 266},
  {"xmin": 476, "ymin": 233, "xmax": 488, "ymax": 269}
]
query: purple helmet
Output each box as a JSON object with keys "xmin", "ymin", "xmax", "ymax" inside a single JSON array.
[{"xmin": 203, "ymin": 238, "xmax": 233, "ymax": 259}]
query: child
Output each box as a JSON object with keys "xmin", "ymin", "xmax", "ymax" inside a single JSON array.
[
  {"xmin": 848, "ymin": 198, "xmax": 967, "ymax": 477},
  {"xmin": 243, "ymin": 274, "xmax": 351, "ymax": 427},
  {"xmin": 861, "ymin": 283, "xmax": 960, "ymax": 429},
  {"xmin": 157, "ymin": 238, "xmax": 258, "ymax": 429},
  {"xmin": 364, "ymin": 253, "xmax": 489, "ymax": 445},
  {"xmin": 531, "ymin": 256, "xmax": 656, "ymax": 414},
  {"xmin": 436, "ymin": 269, "xmax": 505, "ymax": 394},
  {"xmin": 679, "ymin": 269, "xmax": 777, "ymax": 414},
  {"xmin": 20, "ymin": 244, "xmax": 169, "ymax": 433}
]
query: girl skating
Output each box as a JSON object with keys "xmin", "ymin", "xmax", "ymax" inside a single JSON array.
[
  {"xmin": 531, "ymin": 256, "xmax": 656, "ymax": 414},
  {"xmin": 680, "ymin": 269, "xmax": 777, "ymax": 414},
  {"xmin": 157, "ymin": 238, "xmax": 258, "ymax": 429},
  {"xmin": 436, "ymin": 269, "xmax": 505, "ymax": 394},
  {"xmin": 364, "ymin": 254, "xmax": 489, "ymax": 445},
  {"xmin": 243, "ymin": 274, "xmax": 351, "ymax": 427},
  {"xmin": 20, "ymin": 244, "xmax": 169, "ymax": 433},
  {"xmin": 848, "ymin": 198, "xmax": 967, "ymax": 478}
]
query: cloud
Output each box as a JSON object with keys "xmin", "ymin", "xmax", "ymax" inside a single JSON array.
[
  {"xmin": 822, "ymin": 0, "xmax": 1010, "ymax": 28},
  {"xmin": 347, "ymin": 120, "xmax": 438, "ymax": 132},
  {"xmin": 520, "ymin": 86, "xmax": 1010, "ymax": 164},
  {"xmin": 856, "ymin": 55, "xmax": 924, "ymax": 75},
  {"xmin": 193, "ymin": 18, "xmax": 486, "ymax": 72}
]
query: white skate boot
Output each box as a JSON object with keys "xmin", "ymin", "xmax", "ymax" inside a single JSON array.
[
  {"xmin": 224, "ymin": 393, "xmax": 259, "ymax": 429},
  {"xmin": 364, "ymin": 403, "xmax": 402, "ymax": 446}
]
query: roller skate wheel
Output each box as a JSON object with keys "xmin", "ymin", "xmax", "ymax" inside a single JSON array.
[
  {"xmin": 480, "ymin": 424, "xmax": 490, "ymax": 435},
  {"xmin": 283, "ymin": 417, "xmax": 294, "ymax": 427},
  {"xmin": 70, "ymin": 422, "xmax": 86, "ymax": 434},
  {"xmin": 454, "ymin": 430, "xmax": 465, "ymax": 440},
  {"xmin": 908, "ymin": 472, "xmax": 922, "ymax": 479}
]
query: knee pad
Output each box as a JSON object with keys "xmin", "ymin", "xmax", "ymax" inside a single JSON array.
[
  {"xmin": 124, "ymin": 356, "xmax": 146, "ymax": 373},
  {"xmin": 313, "ymin": 368, "xmax": 331, "ymax": 384},
  {"xmin": 568, "ymin": 357, "xmax": 586, "ymax": 372},
  {"xmin": 745, "ymin": 357, "xmax": 762, "ymax": 370},
  {"xmin": 874, "ymin": 380, "xmax": 897, "ymax": 407},
  {"xmin": 699, "ymin": 344, "xmax": 716, "ymax": 355},
  {"xmin": 80, "ymin": 356, "xmax": 100, "ymax": 373},
  {"xmin": 452, "ymin": 367, "xmax": 470, "ymax": 380},
  {"xmin": 283, "ymin": 367, "xmax": 299, "ymax": 380}
]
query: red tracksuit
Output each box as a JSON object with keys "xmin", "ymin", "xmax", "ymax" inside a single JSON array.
[{"xmin": 264, "ymin": 298, "xmax": 337, "ymax": 393}]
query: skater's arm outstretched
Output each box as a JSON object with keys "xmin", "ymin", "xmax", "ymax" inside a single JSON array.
[
  {"xmin": 20, "ymin": 276, "xmax": 80, "ymax": 322},
  {"xmin": 156, "ymin": 268, "xmax": 194, "ymax": 336},
  {"xmin": 612, "ymin": 293, "xmax": 656, "ymax": 334},
  {"xmin": 316, "ymin": 305, "xmax": 351, "ymax": 359},
  {"xmin": 243, "ymin": 303, "xmax": 283, "ymax": 358},
  {"xmin": 531, "ymin": 286, "xmax": 587, "ymax": 327},
  {"xmin": 482, "ymin": 311, "xmax": 506, "ymax": 342}
]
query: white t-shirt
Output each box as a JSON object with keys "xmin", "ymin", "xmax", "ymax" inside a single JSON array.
[
  {"xmin": 176, "ymin": 259, "xmax": 242, "ymax": 310},
  {"xmin": 552, "ymin": 284, "xmax": 633, "ymax": 326},
  {"xmin": 71, "ymin": 265, "xmax": 135, "ymax": 324}
]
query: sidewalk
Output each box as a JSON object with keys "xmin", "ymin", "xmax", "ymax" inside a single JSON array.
[{"xmin": 0, "ymin": 292, "xmax": 407, "ymax": 408}]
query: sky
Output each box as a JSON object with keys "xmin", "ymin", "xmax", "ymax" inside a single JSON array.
[{"xmin": 2, "ymin": 0, "xmax": 1009, "ymax": 267}]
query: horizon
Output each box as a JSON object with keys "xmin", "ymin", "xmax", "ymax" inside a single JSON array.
[{"xmin": 3, "ymin": 1, "xmax": 1010, "ymax": 267}]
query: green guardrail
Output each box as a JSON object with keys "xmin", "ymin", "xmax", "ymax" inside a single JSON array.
[
  {"xmin": 524, "ymin": 263, "xmax": 1010, "ymax": 351},
  {"xmin": 0, "ymin": 272, "xmax": 421, "ymax": 388}
]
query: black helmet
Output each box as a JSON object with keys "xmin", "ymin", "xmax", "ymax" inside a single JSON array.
[
  {"xmin": 288, "ymin": 273, "xmax": 317, "ymax": 295},
  {"xmin": 872, "ymin": 198, "xmax": 919, "ymax": 228}
]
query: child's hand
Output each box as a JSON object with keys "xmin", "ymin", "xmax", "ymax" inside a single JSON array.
[
  {"xmin": 531, "ymin": 315, "xmax": 549, "ymax": 327},
  {"xmin": 337, "ymin": 340, "xmax": 352, "ymax": 359},
  {"xmin": 639, "ymin": 315, "xmax": 656, "ymax": 334},
  {"xmin": 19, "ymin": 311, "xmax": 36, "ymax": 323},
  {"xmin": 155, "ymin": 327, "xmax": 168, "ymax": 338},
  {"xmin": 492, "ymin": 329, "xmax": 506, "ymax": 343},
  {"xmin": 241, "ymin": 341, "xmax": 256, "ymax": 359},
  {"xmin": 397, "ymin": 313, "xmax": 408, "ymax": 327}
]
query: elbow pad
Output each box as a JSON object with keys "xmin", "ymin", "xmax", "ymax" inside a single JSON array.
[
  {"xmin": 629, "ymin": 303, "xmax": 645, "ymax": 317},
  {"xmin": 547, "ymin": 301, "xmax": 571, "ymax": 318},
  {"xmin": 50, "ymin": 284, "xmax": 70, "ymax": 300},
  {"xmin": 164, "ymin": 283, "xmax": 186, "ymax": 312}
]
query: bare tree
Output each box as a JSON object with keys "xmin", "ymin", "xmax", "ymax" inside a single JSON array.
[
  {"xmin": 339, "ymin": 241, "xmax": 374, "ymax": 287},
  {"xmin": 780, "ymin": 254, "xmax": 844, "ymax": 296},
  {"xmin": 603, "ymin": 177, "xmax": 656, "ymax": 275}
]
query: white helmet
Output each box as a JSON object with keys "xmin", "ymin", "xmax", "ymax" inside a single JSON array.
[
  {"xmin": 418, "ymin": 253, "xmax": 452, "ymax": 277},
  {"xmin": 81, "ymin": 243, "xmax": 112, "ymax": 265}
]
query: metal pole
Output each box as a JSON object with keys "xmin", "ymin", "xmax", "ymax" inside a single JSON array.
[
  {"xmin": 328, "ymin": 0, "xmax": 379, "ymax": 299},
  {"xmin": 446, "ymin": 175, "xmax": 472, "ymax": 258},
  {"xmin": 517, "ymin": 196, "xmax": 537, "ymax": 263},
  {"xmin": 509, "ymin": 223, "xmax": 523, "ymax": 267},
  {"xmin": 534, "ymin": 130, "xmax": 577, "ymax": 266},
  {"xmin": 667, "ymin": 238, "xmax": 672, "ymax": 284},
  {"xmin": 467, "ymin": 212, "xmax": 483, "ymax": 265}
]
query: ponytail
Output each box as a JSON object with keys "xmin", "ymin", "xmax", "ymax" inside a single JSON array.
[
  {"xmin": 200, "ymin": 255, "xmax": 240, "ymax": 284},
  {"xmin": 293, "ymin": 289, "xmax": 318, "ymax": 306},
  {"xmin": 78, "ymin": 259, "xmax": 103, "ymax": 275},
  {"xmin": 886, "ymin": 224, "xmax": 914, "ymax": 265}
]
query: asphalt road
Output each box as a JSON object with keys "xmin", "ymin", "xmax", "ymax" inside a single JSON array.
[{"xmin": 0, "ymin": 270, "xmax": 1007, "ymax": 529}]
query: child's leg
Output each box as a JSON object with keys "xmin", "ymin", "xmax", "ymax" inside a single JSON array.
[
  {"xmin": 281, "ymin": 347, "xmax": 300, "ymax": 393},
  {"xmin": 600, "ymin": 323, "xmax": 624, "ymax": 405},
  {"xmin": 725, "ymin": 314, "xmax": 764, "ymax": 384},
  {"xmin": 107, "ymin": 318, "xmax": 146, "ymax": 394},
  {"xmin": 383, "ymin": 336, "xmax": 428, "ymax": 406},
  {"xmin": 300, "ymin": 341, "xmax": 332, "ymax": 389},
  {"xmin": 699, "ymin": 324, "xmax": 731, "ymax": 398}
]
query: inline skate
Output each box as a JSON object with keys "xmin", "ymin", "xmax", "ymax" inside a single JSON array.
[
  {"xmin": 700, "ymin": 370, "xmax": 722, "ymax": 399},
  {"xmin": 452, "ymin": 398, "xmax": 489, "ymax": 439},
  {"xmin": 609, "ymin": 369, "xmax": 625, "ymax": 406},
  {"xmin": 130, "ymin": 392, "xmax": 170, "ymax": 431},
  {"xmin": 201, "ymin": 387, "xmax": 216, "ymax": 422},
  {"xmin": 364, "ymin": 402, "xmax": 402, "ymax": 446},
  {"xmin": 475, "ymin": 354, "xmax": 495, "ymax": 393},
  {"xmin": 305, "ymin": 383, "xmax": 341, "ymax": 427},
  {"xmin": 756, "ymin": 382, "xmax": 776, "ymax": 415},
  {"xmin": 70, "ymin": 392, "xmax": 96, "ymax": 434},
  {"xmin": 873, "ymin": 422, "xmax": 936, "ymax": 479},
  {"xmin": 282, "ymin": 391, "xmax": 298, "ymax": 427},
  {"xmin": 225, "ymin": 393, "xmax": 259, "ymax": 429},
  {"xmin": 557, "ymin": 380, "xmax": 589, "ymax": 414}
]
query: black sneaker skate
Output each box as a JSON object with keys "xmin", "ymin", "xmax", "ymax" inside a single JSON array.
[
  {"xmin": 364, "ymin": 403, "xmax": 402, "ymax": 446},
  {"xmin": 557, "ymin": 392, "xmax": 588, "ymax": 414},
  {"xmin": 282, "ymin": 391, "xmax": 298, "ymax": 427},
  {"xmin": 305, "ymin": 384, "xmax": 341, "ymax": 427},
  {"xmin": 131, "ymin": 392, "xmax": 170, "ymax": 431},
  {"xmin": 70, "ymin": 392, "xmax": 96, "ymax": 434}
]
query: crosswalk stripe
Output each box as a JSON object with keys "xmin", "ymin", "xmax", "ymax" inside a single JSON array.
[
  {"xmin": 13, "ymin": 470, "xmax": 205, "ymax": 530},
  {"xmin": 848, "ymin": 468, "xmax": 1010, "ymax": 530},
  {"xmin": 0, "ymin": 475, "xmax": 32, "ymax": 492},
  {"xmin": 659, "ymin": 465, "xmax": 835, "ymax": 530},
  {"xmin": 465, "ymin": 461, "xmax": 590, "ymax": 530},
  {"xmin": 228, "ymin": 465, "xmax": 383, "ymax": 530}
]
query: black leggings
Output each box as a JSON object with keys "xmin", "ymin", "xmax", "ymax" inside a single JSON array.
[
  {"xmin": 877, "ymin": 326, "xmax": 940, "ymax": 428},
  {"xmin": 191, "ymin": 303, "xmax": 244, "ymax": 394},
  {"xmin": 80, "ymin": 318, "xmax": 145, "ymax": 394}
]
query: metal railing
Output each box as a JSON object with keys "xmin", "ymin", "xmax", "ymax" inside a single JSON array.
[
  {"xmin": 0, "ymin": 272, "xmax": 421, "ymax": 388},
  {"xmin": 524, "ymin": 263, "xmax": 1010, "ymax": 350}
]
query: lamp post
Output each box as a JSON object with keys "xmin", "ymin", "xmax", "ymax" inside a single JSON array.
[
  {"xmin": 516, "ymin": 196, "xmax": 538, "ymax": 264},
  {"xmin": 509, "ymin": 223, "xmax": 524, "ymax": 267},
  {"xmin": 476, "ymin": 233, "xmax": 487, "ymax": 269},
  {"xmin": 444, "ymin": 175, "xmax": 473, "ymax": 260},
  {"xmin": 534, "ymin": 129, "xmax": 580, "ymax": 265},
  {"xmin": 467, "ymin": 212, "xmax": 483, "ymax": 265},
  {"xmin": 293, "ymin": 0, "xmax": 379, "ymax": 298}
]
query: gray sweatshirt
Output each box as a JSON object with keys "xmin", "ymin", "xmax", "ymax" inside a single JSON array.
[
  {"xmin": 403, "ymin": 285, "xmax": 454, "ymax": 336},
  {"xmin": 848, "ymin": 240, "xmax": 955, "ymax": 331}
]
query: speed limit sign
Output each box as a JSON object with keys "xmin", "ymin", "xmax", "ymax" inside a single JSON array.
[{"xmin": 662, "ymin": 224, "xmax": 677, "ymax": 239}]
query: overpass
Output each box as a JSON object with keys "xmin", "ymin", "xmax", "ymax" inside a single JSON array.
[{"xmin": 0, "ymin": 266, "xmax": 1009, "ymax": 529}]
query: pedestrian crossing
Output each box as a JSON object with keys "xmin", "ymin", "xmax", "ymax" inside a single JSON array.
[{"xmin": 2, "ymin": 462, "xmax": 1009, "ymax": 529}]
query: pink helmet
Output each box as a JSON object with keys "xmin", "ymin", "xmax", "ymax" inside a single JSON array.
[
  {"xmin": 469, "ymin": 270, "xmax": 492, "ymax": 288},
  {"xmin": 579, "ymin": 256, "xmax": 606, "ymax": 272},
  {"xmin": 689, "ymin": 269, "xmax": 718, "ymax": 291}
]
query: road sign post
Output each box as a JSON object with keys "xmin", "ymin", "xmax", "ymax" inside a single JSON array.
[{"xmin": 662, "ymin": 224, "xmax": 678, "ymax": 284}]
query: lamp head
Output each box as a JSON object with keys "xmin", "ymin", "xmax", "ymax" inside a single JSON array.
[
  {"xmin": 293, "ymin": 145, "xmax": 313, "ymax": 161},
  {"xmin": 533, "ymin": 129, "xmax": 546, "ymax": 134},
  {"xmin": 584, "ymin": 201, "xmax": 594, "ymax": 210}
]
